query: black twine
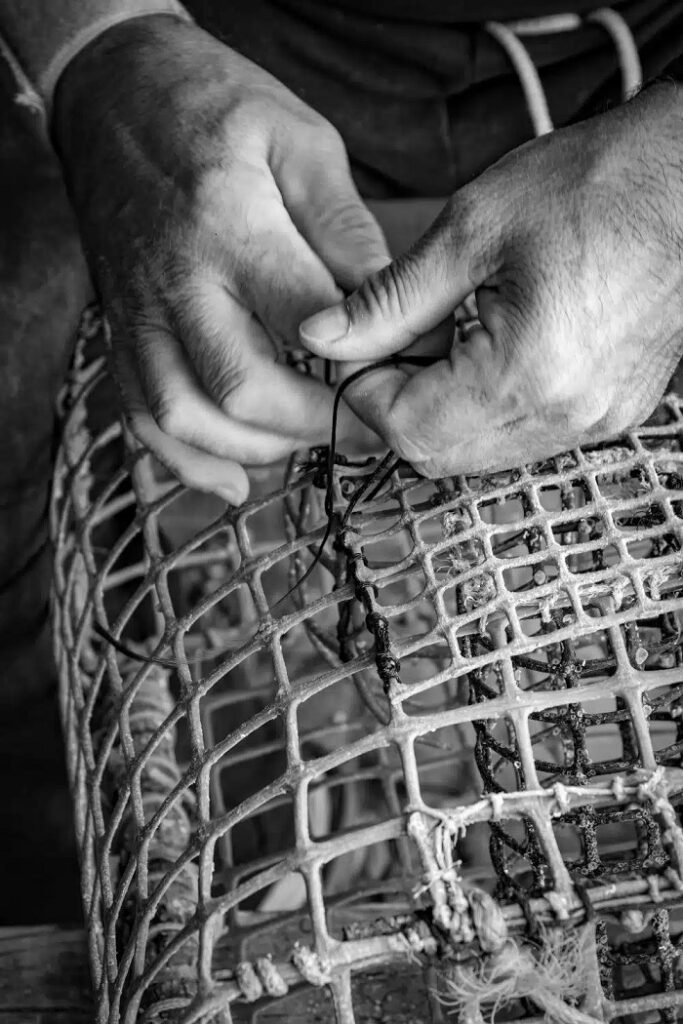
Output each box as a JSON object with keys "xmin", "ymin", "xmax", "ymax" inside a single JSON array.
[
  {"xmin": 277, "ymin": 354, "xmax": 436, "ymax": 606},
  {"xmin": 95, "ymin": 354, "xmax": 436, "ymax": 666}
]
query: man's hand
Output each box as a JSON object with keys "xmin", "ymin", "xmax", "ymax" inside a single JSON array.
[
  {"xmin": 300, "ymin": 84, "xmax": 683, "ymax": 478},
  {"xmin": 53, "ymin": 14, "xmax": 388, "ymax": 502}
]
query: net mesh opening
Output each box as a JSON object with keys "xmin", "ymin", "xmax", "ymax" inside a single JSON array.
[{"xmin": 51, "ymin": 308, "xmax": 683, "ymax": 1023}]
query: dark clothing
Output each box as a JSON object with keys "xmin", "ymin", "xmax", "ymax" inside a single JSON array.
[
  {"xmin": 0, "ymin": 61, "xmax": 89, "ymax": 922},
  {"xmin": 189, "ymin": 0, "xmax": 683, "ymax": 195},
  {"xmin": 286, "ymin": 0, "xmax": 620, "ymax": 21},
  {"xmin": 0, "ymin": 3, "xmax": 682, "ymax": 923}
]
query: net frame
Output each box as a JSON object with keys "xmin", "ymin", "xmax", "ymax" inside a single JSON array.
[
  {"xmin": 51, "ymin": 308, "xmax": 683, "ymax": 1024},
  {"xmin": 48, "ymin": 13, "xmax": 676, "ymax": 1021}
]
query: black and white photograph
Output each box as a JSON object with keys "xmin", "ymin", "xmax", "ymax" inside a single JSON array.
[{"xmin": 1, "ymin": 2, "xmax": 683, "ymax": 1021}]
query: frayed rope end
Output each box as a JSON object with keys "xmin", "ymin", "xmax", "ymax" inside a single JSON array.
[{"xmin": 435, "ymin": 923, "xmax": 602, "ymax": 1024}]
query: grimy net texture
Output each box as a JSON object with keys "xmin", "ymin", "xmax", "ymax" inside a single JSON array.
[{"xmin": 51, "ymin": 307, "xmax": 683, "ymax": 1023}]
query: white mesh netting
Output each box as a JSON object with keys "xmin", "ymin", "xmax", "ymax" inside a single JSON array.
[{"xmin": 51, "ymin": 308, "xmax": 683, "ymax": 1023}]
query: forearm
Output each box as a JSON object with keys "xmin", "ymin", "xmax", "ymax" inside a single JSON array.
[{"xmin": 0, "ymin": 0, "xmax": 191, "ymax": 108}]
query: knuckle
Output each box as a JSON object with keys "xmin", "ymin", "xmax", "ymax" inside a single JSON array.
[
  {"xmin": 355, "ymin": 258, "xmax": 421, "ymax": 332},
  {"xmin": 218, "ymin": 377, "xmax": 252, "ymax": 419},
  {"xmin": 442, "ymin": 187, "xmax": 499, "ymax": 283},
  {"xmin": 310, "ymin": 117, "xmax": 345, "ymax": 154},
  {"xmin": 320, "ymin": 197, "xmax": 374, "ymax": 237},
  {"xmin": 207, "ymin": 358, "xmax": 248, "ymax": 413},
  {"xmin": 123, "ymin": 410, "xmax": 148, "ymax": 447},
  {"xmin": 383, "ymin": 406, "xmax": 430, "ymax": 466},
  {"xmin": 389, "ymin": 258, "xmax": 422, "ymax": 322},
  {"xmin": 151, "ymin": 394, "xmax": 191, "ymax": 438}
]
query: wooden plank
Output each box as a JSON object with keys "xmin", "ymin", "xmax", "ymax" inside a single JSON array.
[{"xmin": 0, "ymin": 926, "xmax": 92, "ymax": 1018}]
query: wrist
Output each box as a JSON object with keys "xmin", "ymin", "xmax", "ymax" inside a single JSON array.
[
  {"xmin": 53, "ymin": 14, "xmax": 215, "ymax": 178},
  {"xmin": 0, "ymin": 2, "xmax": 193, "ymax": 140},
  {"xmin": 46, "ymin": 9, "xmax": 193, "ymax": 120},
  {"xmin": 52, "ymin": 14, "xmax": 246, "ymax": 237},
  {"xmin": 53, "ymin": 13, "xmax": 185, "ymax": 131},
  {"xmin": 54, "ymin": 14, "xmax": 241, "ymax": 128}
]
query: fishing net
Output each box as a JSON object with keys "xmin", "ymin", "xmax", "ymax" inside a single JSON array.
[{"xmin": 51, "ymin": 306, "xmax": 683, "ymax": 1023}]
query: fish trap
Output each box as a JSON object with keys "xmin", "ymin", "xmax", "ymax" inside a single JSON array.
[{"xmin": 51, "ymin": 307, "xmax": 683, "ymax": 1024}]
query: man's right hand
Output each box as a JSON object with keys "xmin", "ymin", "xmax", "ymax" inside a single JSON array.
[{"xmin": 53, "ymin": 13, "xmax": 389, "ymax": 503}]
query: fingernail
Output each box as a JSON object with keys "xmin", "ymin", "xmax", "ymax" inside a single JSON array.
[{"xmin": 300, "ymin": 303, "xmax": 350, "ymax": 345}]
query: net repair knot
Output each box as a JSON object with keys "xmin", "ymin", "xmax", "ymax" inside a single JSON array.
[
  {"xmin": 291, "ymin": 944, "xmax": 331, "ymax": 987},
  {"xmin": 234, "ymin": 956, "xmax": 290, "ymax": 1001}
]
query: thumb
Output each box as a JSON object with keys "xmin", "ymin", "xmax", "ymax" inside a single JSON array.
[
  {"xmin": 278, "ymin": 131, "xmax": 390, "ymax": 290},
  {"xmin": 298, "ymin": 194, "xmax": 499, "ymax": 361}
]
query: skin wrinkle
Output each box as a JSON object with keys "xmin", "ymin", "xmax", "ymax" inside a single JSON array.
[
  {"xmin": 267, "ymin": 115, "xmax": 338, "ymax": 184},
  {"xmin": 385, "ymin": 255, "xmax": 428, "ymax": 332},
  {"xmin": 152, "ymin": 236, "xmax": 347, "ymax": 437},
  {"xmin": 185, "ymin": 325, "xmax": 268, "ymax": 419},
  {"xmin": 170, "ymin": 296, "xmax": 271, "ymax": 421},
  {"xmin": 186, "ymin": 346, "xmax": 244, "ymax": 411},
  {"xmin": 305, "ymin": 198, "xmax": 388, "ymax": 283},
  {"xmin": 299, "ymin": 82, "xmax": 683, "ymax": 480},
  {"xmin": 52, "ymin": 16, "xmax": 393, "ymax": 495},
  {"xmin": 47, "ymin": 14, "xmax": 683, "ymax": 490},
  {"xmin": 356, "ymin": 262, "xmax": 416, "ymax": 340},
  {"xmin": 638, "ymin": 173, "xmax": 683, "ymax": 276}
]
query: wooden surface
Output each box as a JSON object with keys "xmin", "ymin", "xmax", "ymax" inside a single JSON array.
[
  {"xmin": 0, "ymin": 926, "xmax": 92, "ymax": 1022},
  {"xmin": 0, "ymin": 925, "xmax": 438, "ymax": 1022}
]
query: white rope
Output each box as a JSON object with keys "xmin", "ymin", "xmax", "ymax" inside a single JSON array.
[
  {"xmin": 39, "ymin": 4, "xmax": 194, "ymax": 121},
  {"xmin": 508, "ymin": 14, "xmax": 582, "ymax": 35},
  {"xmin": 487, "ymin": 7, "xmax": 643, "ymax": 140},
  {"xmin": 485, "ymin": 20, "xmax": 554, "ymax": 136},
  {"xmin": 585, "ymin": 7, "xmax": 643, "ymax": 100}
]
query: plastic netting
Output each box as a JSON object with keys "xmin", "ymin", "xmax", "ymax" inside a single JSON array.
[{"xmin": 50, "ymin": 307, "xmax": 683, "ymax": 1023}]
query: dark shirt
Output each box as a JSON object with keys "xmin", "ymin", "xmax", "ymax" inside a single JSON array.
[
  {"xmin": 187, "ymin": 0, "xmax": 683, "ymax": 196},
  {"xmin": 282, "ymin": 0, "xmax": 615, "ymax": 21}
]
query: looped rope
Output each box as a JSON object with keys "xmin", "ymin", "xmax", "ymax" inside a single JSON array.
[
  {"xmin": 586, "ymin": 7, "xmax": 642, "ymax": 98},
  {"xmin": 487, "ymin": 6, "xmax": 642, "ymax": 138},
  {"xmin": 234, "ymin": 956, "xmax": 291, "ymax": 1001},
  {"xmin": 291, "ymin": 944, "xmax": 331, "ymax": 986},
  {"xmin": 407, "ymin": 810, "xmax": 603, "ymax": 1022},
  {"xmin": 485, "ymin": 20, "xmax": 555, "ymax": 135}
]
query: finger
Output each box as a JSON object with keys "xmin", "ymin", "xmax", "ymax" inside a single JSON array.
[
  {"xmin": 112, "ymin": 341, "xmax": 250, "ymax": 503},
  {"xmin": 335, "ymin": 315, "xmax": 456, "ymax": 427},
  {"xmin": 298, "ymin": 189, "xmax": 504, "ymax": 362},
  {"xmin": 122, "ymin": 315, "xmax": 308, "ymax": 465},
  {"xmin": 336, "ymin": 315, "xmax": 456, "ymax": 381},
  {"xmin": 346, "ymin": 324, "xmax": 553, "ymax": 476},
  {"xmin": 170, "ymin": 279, "xmax": 362, "ymax": 441},
  {"xmin": 128, "ymin": 301, "xmax": 376, "ymax": 459},
  {"xmin": 218, "ymin": 170, "xmax": 345, "ymax": 344},
  {"xmin": 277, "ymin": 130, "xmax": 391, "ymax": 289}
]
